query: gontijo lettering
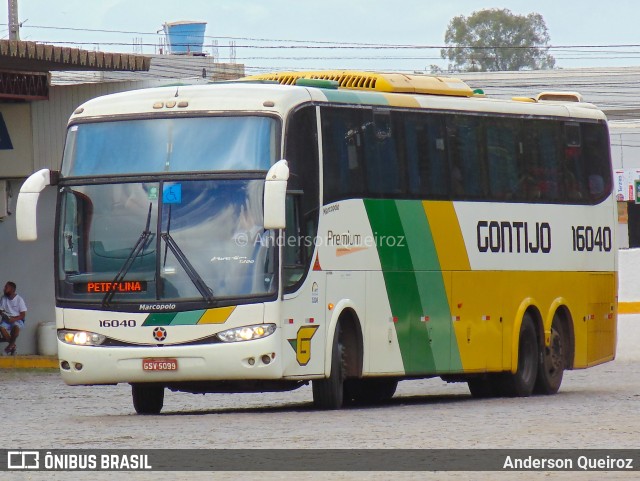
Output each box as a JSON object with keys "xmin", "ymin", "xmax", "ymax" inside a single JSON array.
[{"xmin": 477, "ymin": 220, "xmax": 551, "ymax": 254}]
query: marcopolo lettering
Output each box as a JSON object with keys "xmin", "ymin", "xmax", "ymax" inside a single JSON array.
[
  {"xmin": 138, "ymin": 304, "xmax": 176, "ymax": 311},
  {"xmin": 477, "ymin": 221, "xmax": 551, "ymax": 254}
]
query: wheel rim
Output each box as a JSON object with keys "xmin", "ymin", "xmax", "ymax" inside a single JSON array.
[{"xmin": 546, "ymin": 326, "xmax": 564, "ymax": 377}]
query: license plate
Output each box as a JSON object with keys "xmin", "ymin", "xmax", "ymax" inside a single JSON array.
[{"xmin": 142, "ymin": 358, "xmax": 178, "ymax": 371}]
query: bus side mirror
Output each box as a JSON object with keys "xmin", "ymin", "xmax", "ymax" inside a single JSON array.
[
  {"xmin": 263, "ymin": 159, "xmax": 289, "ymax": 230},
  {"xmin": 16, "ymin": 169, "xmax": 58, "ymax": 241}
]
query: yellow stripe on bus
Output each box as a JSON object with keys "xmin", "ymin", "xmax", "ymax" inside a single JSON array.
[
  {"xmin": 197, "ymin": 306, "xmax": 236, "ymax": 324},
  {"xmin": 382, "ymin": 93, "xmax": 421, "ymax": 108},
  {"xmin": 423, "ymin": 201, "xmax": 470, "ymax": 271}
]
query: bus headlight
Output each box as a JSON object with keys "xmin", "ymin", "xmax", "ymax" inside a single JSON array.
[
  {"xmin": 58, "ymin": 330, "xmax": 106, "ymax": 346},
  {"xmin": 216, "ymin": 324, "xmax": 276, "ymax": 343}
]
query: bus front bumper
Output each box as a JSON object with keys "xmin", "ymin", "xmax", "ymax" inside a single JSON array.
[{"xmin": 57, "ymin": 335, "xmax": 283, "ymax": 385}]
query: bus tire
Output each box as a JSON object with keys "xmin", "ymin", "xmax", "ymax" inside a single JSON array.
[
  {"xmin": 467, "ymin": 376, "xmax": 500, "ymax": 398},
  {"xmin": 345, "ymin": 378, "xmax": 398, "ymax": 405},
  {"xmin": 132, "ymin": 383, "xmax": 164, "ymax": 415},
  {"xmin": 534, "ymin": 314, "xmax": 566, "ymax": 395},
  {"xmin": 498, "ymin": 314, "xmax": 539, "ymax": 397},
  {"xmin": 312, "ymin": 326, "xmax": 345, "ymax": 409}
]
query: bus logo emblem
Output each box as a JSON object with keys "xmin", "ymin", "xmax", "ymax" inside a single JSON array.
[
  {"xmin": 153, "ymin": 327, "xmax": 167, "ymax": 342},
  {"xmin": 288, "ymin": 325, "xmax": 319, "ymax": 366}
]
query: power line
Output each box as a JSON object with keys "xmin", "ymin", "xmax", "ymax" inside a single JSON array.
[{"xmin": 5, "ymin": 24, "xmax": 640, "ymax": 51}]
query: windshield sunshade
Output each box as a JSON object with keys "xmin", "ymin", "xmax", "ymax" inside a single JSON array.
[{"xmin": 62, "ymin": 116, "xmax": 278, "ymax": 176}]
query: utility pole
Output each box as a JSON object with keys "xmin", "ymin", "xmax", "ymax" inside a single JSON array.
[{"xmin": 8, "ymin": 0, "xmax": 20, "ymax": 40}]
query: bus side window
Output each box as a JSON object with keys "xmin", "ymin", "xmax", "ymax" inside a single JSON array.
[
  {"xmin": 486, "ymin": 119, "xmax": 519, "ymax": 199},
  {"xmin": 524, "ymin": 120, "xmax": 561, "ymax": 203},
  {"xmin": 284, "ymin": 105, "xmax": 320, "ymax": 291},
  {"xmin": 322, "ymin": 107, "xmax": 366, "ymax": 203},
  {"xmin": 563, "ymin": 122, "xmax": 587, "ymax": 201},
  {"xmin": 447, "ymin": 115, "xmax": 487, "ymax": 199},
  {"xmin": 404, "ymin": 113, "xmax": 448, "ymax": 199},
  {"xmin": 581, "ymin": 122, "xmax": 611, "ymax": 202},
  {"xmin": 283, "ymin": 193, "xmax": 305, "ymax": 286},
  {"xmin": 365, "ymin": 110, "xmax": 402, "ymax": 196}
]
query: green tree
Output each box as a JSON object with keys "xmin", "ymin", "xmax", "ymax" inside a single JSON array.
[{"xmin": 441, "ymin": 9, "xmax": 555, "ymax": 72}]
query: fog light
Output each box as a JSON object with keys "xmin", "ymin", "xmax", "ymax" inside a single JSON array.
[
  {"xmin": 74, "ymin": 363, "xmax": 83, "ymax": 371},
  {"xmin": 60, "ymin": 361, "xmax": 70, "ymax": 370},
  {"xmin": 248, "ymin": 357, "xmax": 255, "ymax": 366},
  {"xmin": 261, "ymin": 355, "xmax": 271, "ymax": 365}
]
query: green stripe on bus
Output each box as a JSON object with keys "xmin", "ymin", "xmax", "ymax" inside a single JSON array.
[
  {"xmin": 142, "ymin": 312, "xmax": 178, "ymax": 326},
  {"xmin": 364, "ymin": 199, "xmax": 435, "ymax": 374},
  {"xmin": 171, "ymin": 310, "xmax": 207, "ymax": 325},
  {"xmin": 396, "ymin": 201, "xmax": 460, "ymax": 372},
  {"xmin": 364, "ymin": 199, "xmax": 463, "ymax": 374}
]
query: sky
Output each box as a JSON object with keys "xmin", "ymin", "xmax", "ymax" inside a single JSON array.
[{"xmin": 2, "ymin": 0, "xmax": 640, "ymax": 73}]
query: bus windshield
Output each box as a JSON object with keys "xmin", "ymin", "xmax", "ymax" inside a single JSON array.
[
  {"xmin": 61, "ymin": 116, "xmax": 278, "ymax": 176},
  {"xmin": 57, "ymin": 179, "xmax": 276, "ymax": 305}
]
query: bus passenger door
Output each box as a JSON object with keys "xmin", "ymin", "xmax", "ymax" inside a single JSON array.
[
  {"xmin": 281, "ymin": 194, "xmax": 325, "ymax": 377},
  {"xmin": 281, "ymin": 273, "xmax": 326, "ymax": 378}
]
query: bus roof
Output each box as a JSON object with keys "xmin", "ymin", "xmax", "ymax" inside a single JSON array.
[{"xmin": 70, "ymin": 72, "xmax": 607, "ymax": 124}]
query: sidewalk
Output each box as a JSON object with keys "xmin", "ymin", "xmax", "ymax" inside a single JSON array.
[{"xmin": 0, "ymin": 355, "xmax": 58, "ymax": 369}]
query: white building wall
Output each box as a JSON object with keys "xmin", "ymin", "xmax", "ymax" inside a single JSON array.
[{"xmin": 0, "ymin": 180, "xmax": 56, "ymax": 355}]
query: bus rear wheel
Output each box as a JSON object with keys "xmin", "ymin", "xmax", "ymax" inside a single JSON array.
[
  {"xmin": 534, "ymin": 314, "xmax": 567, "ymax": 395},
  {"xmin": 498, "ymin": 314, "xmax": 539, "ymax": 397},
  {"xmin": 132, "ymin": 383, "xmax": 164, "ymax": 415},
  {"xmin": 312, "ymin": 326, "xmax": 345, "ymax": 409}
]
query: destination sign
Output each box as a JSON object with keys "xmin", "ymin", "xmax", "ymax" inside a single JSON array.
[{"xmin": 74, "ymin": 281, "xmax": 148, "ymax": 293}]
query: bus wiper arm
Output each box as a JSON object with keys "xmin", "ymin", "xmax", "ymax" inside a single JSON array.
[
  {"xmin": 161, "ymin": 232, "xmax": 215, "ymax": 304},
  {"xmin": 102, "ymin": 203, "xmax": 153, "ymax": 307}
]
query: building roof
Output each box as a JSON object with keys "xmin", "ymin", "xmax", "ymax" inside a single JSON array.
[
  {"xmin": 50, "ymin": 55, "xmax": 244, "ymax": 85},
  {"xmin": 0, "ymin": 40, "xmax": 150, "ymax": 73},
  {"xmin": 455, "ymin": 67, "xmax": 640, "ymax": 120}
]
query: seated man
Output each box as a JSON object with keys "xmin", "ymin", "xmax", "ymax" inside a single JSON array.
[{"xmin": 0, "ymin": 282, "xmax": 27, "ymax": 355}]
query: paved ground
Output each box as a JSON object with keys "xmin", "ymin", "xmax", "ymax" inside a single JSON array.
[{"xmin": 3, "ymin": 316, "xmax": 640, "ymax": 480}]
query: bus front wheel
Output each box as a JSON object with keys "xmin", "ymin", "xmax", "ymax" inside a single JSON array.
[
  {"xmin": 498, "ymin": 314, "xmax": 539, "ymax": 397},
  {"xmin": 534, "ymin": 314, "xmax": 567, "ymax": 395},
  {"xmin": 132, "ymin": 383, "xmax": 164, "ymax": 415},
  {"xmin": 312, "ymin": 326, "xmax": 345, "ymax": 409}
]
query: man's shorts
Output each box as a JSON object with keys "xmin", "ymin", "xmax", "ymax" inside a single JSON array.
[{"xmin": 0, "ymin": 319, "xmax": 24, "ymax": 331}]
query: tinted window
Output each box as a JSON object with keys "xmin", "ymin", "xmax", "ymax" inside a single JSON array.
[
  {"xmin": 403, "ymin": 113, "xmax": 449, "ymax": 197},
  {"xmin": 365, "ymin": 111, "xmax": 402, "ymax": 195},
  {"xmin": 448, "ymin": 115, "xmax": 488, "ymax": 199},
  {"xmin": 322, "ymin": 107, "xmax": 367, "ymax": 203},
  {"xmin": 486, "ymin": 119, "xmax": 520, "ymax": 199},
  {"xmin": 320, "ymin": 105, "xmax": 611, "ymax": 205},
  {"xmin": 284, "ymin": 106, "xmax": 320, "ymax": 291}
]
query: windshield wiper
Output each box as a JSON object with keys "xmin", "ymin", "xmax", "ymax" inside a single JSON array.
[
  {"xmin": 102, "ymin": 203, "xmax": 154, "ymax": 307},
  {"xmin": 162, "ymin": 205, "xmax": 215, "ymax": 304}
]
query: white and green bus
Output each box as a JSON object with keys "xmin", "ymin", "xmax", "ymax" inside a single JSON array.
[{"xmin": 17, "ymin": 71, "xmax": 617, "ymax": 414}]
